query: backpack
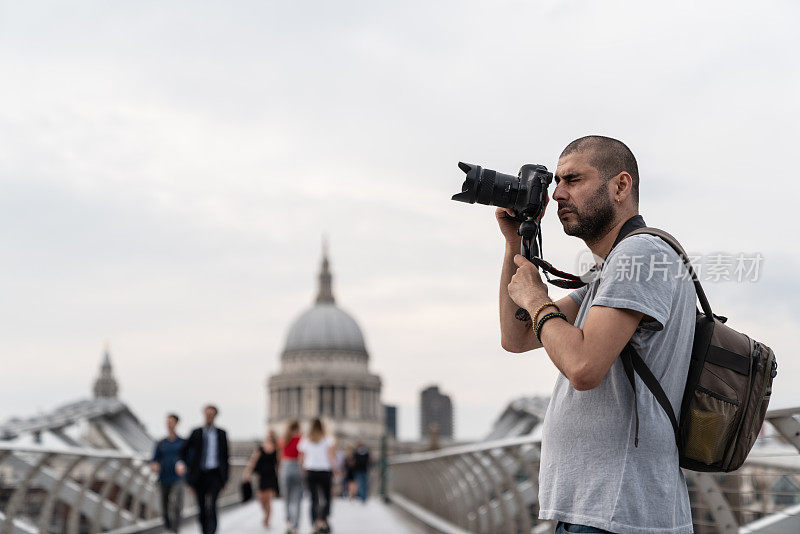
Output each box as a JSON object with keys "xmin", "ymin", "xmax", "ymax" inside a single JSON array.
[{"xmin": 617, "ymin": 227, "xmax": 777, "ymax": 472}]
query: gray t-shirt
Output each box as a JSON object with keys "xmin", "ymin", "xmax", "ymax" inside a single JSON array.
[{"xmin": 538, "ymin": 234, "xmax": 696, "ymax": 534}]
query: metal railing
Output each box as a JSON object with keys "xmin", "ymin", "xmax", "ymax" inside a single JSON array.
[
  {"xmin": 387, "ymin": 407, "xmax": 800, "ymax": 534},
  {"xmin": 0, "ymin": 443, "xmax": 246, "ymax": 534}
]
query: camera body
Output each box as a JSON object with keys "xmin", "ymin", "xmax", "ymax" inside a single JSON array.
[
  {"xmin": 451, "ymin": 160, "xmax": 585, "ymax": 291},
  {"xmin": 451, "ymin": 162, "xmax": 553, "ymax": 221}
]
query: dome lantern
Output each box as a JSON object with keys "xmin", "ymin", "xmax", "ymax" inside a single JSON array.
[
  {"xmin": 316, "ymin": 238, "xmax": 335, "ymax": 304},
  {"xmin": 282, "ymin": 242, "xmax": 367, "ymax": 355}
]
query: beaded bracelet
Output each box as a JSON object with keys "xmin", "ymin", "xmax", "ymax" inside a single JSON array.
[
  {"xmin": 532, "ymin": 301, "xmax": 559, "ymax": 328},
  {"xmin": 535, "ymin": 311, "xmax": 567, "ymax": 342}
]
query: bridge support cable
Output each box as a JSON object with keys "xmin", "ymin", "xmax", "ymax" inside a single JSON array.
[
  {"xmin": 767, "ymin": 408, "xmax": 800, "ymax": 451},
  {"xmin": 67, "ymin": 457, "xmax": 113, "ymax": 534},
  {"xmin": 454, "ymin": 455, "xmax": 491, "ymax": 533},
  {"xmin": 36, "ymin": 455, "xmax": 83, "ymax": 533},
  {"xmin": 2, "ymin": 453, "xmax": 55, "ymax": 534},
  {"xmin": 450, "ymin": 455, "xmax": 484, "ymax": 532},
  {"xmin": 485, "ymin": 449, "xmax": 532, "ymax": 534}
]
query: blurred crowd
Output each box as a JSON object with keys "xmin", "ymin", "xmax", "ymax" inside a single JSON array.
[{"xmin": 150, "ymin": 406, "xmax": 372, "ymax": 534}]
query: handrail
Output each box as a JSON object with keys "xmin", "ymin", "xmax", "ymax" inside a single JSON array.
[
  {"xmin": 389, "ymin": 433, "xmax": 542, "ymax": 464},
  {"xmin": 0, "ymin": 442, "xmax": 147, "ymax": 460},
  {"xmin": 0, "ymin": 442, "xmax": 249, "ymax": 534},
  {"xmin": 387, "ymin": 406, "xmax": 800, "ymax": 534}
]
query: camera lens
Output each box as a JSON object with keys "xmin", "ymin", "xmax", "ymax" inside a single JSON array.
[{"xmin": 452, "ymin": 162, "xmax": 519, "ymax": 209}]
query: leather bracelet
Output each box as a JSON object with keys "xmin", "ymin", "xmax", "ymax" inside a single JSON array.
[
  {"xmin": 535, "ymin": 311, "xmax": 567, "ymax": 342},
  {"xmin": 532, "ymin": 301, "xmax": 559, "ymax": 327}
]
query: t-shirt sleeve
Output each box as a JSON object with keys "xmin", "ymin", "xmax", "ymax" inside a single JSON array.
[
  {"xmin": 568, "ymin": 284, "xmax": 590, "ymax": 306},
  {"xmin": 297, "ymin": 438, "xmax": 307, "ymax": 453},
  {"xmin": 591, "ymin": 235, "xmax": 677, "ymax": 332}
]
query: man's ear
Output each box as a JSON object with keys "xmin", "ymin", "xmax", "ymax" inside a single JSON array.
[{"xmin": 613, "ymin": 172, "xmax": 633, "ymax": 200}]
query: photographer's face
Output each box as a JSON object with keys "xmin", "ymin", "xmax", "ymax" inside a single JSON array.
[{"xmin": 553, "ymin": 151, "xmax": 615, "ymax": 243}]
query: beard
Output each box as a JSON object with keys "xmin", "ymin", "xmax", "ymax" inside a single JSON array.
[{"xmin": 560, "ymin": 182, "xmax": 616, "ymax": 242}]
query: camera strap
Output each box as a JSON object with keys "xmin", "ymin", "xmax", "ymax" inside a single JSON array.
[
  {"xmin": 529, "ymin": 257, "xmax": 590, "ymax": 288},
  {"xmin": 529, "ymin": 215, "xmax": 647, "ymax": 289}
]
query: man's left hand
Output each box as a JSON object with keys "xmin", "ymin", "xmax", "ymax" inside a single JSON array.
[{"xmin": 508, "ymin": 254, "xmax": 550, "ymax": 312}]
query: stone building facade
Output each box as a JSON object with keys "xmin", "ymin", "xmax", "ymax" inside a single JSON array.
[{"xmin": 267, "ymin": 246, "xmax": 383, "ymax": 443}]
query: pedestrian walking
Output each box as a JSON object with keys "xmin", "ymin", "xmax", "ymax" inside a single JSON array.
[
  {"xmin": 176, "ymin": 405, "xmax": 230, "ymax": 534},
  {"xmin": 352, "ymin": 441, "xmax": 371, "ymax": 503},
  {"xmin": 332, "ymin": 446, "xmax": 347, "ymax": 498},
  {"xmin": 243, "ymin": 431, "xmax": 281, "ymax": 528},
  {"xmin": 150, "ymin": 413, "xmax": 185, "ymax": 533},
  {"xmin": 280, "ymin": 420, "xmax": 303, "ymax": 534},
  {"xmin": 343, "ymin": 445, "xmax": 356, "ymax": 499},
  {"xmin": 298, "ymin": 418, "xmax": 335, "ymax": 534}
]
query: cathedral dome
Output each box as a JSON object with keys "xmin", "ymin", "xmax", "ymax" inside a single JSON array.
[
  {"xmin": 284, "ymin": 303, "xmax": 367, "ymax": 354},
  {"xmin": 282, "ymin": 244, "xmax": 368, "ymax": 355}
]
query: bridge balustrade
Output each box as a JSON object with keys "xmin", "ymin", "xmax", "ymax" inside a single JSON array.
[
  {"xmin": 386, "ymin": 407, "xmax": 800, "ymax": 534},
  {"xmin": 0, "ymin": 443, "xmax": 245, "ymax": 534}
]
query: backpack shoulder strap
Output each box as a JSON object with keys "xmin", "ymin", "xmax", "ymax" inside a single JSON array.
[
  {"xmin": 615, "ymin": 227, "xmax": 700, "ymax": 451},
  {"xmin": 621, "ymin": 344, "xmax": 680, "ymax": 449},
  {"xmin": 623, "ymin": 227, "xmax": 713, "ymax": 319}
]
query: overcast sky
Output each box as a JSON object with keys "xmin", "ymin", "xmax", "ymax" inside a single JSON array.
[{"xmin": 1, "ymin": 0, "xmax": 799, "ymax": 442}]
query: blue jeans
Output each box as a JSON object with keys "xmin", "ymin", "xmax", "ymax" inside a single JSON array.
[
  {"xmin": 556, "ymin": 521, "xmax": 613, "ymax": 533},
  {"xmin": 281, "ymin": 461, "xmax": 303, "ymax": 528},
  {"xmin": 354, "ymin": 470, "xmax": 368, "ymax": 502}
]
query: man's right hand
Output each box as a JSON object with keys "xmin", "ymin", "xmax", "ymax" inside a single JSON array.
[
  {"xmin": 496, "ymin": 196, "xmax": 550, "ymax": 247},
  {"xmin": 496, "ymin": 208, "xmax": 522, "ymax": 246}
]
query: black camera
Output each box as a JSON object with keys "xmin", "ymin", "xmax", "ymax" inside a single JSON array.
[
  {"xmin": 451, "ymin": 162, "xmax": 553, "ymax": 222},
  {"xmin": 451, "ymin": 161, "xmax": 586, "ymax": 298}
]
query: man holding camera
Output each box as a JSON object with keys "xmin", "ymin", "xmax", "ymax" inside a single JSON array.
[{"xmin": 498, "ymin": 136, "xmax": 695, "ymax": 534}]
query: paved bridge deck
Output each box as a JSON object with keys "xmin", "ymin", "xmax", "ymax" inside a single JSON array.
[{"xmin": 179, "ymin": 498, "xmax": 426, "ymax": 534}]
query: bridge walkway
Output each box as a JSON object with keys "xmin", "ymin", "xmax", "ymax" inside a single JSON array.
[{"xmin": 179, "ymin": 497, "xmax": 426, "ymax": 534}]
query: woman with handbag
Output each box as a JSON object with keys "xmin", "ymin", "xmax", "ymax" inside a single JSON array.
[{"xmin": 242, "ymin": 430, "xmax": 281, "ymax": 528}]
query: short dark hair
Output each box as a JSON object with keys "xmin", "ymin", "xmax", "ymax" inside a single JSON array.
[
  {"xmin": 205, "ymin": 404, "xmax": 219, "ymax": 415},
  {"xmin": 167, "ymin": 413, "xmax": 180, "ymax": 423},
  {"xmin": 560, "ymin": 135, "xmax": 639, "ymax": 205}
]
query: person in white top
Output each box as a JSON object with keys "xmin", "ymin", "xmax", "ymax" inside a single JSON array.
[{"xmin": 297, "ymin": 418, "xmax": 336, "ymax": 534}]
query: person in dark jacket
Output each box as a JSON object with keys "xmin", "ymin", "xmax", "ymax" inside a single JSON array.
[
  {"xmin": 352, "ymin": 441, "xmax": 371, "ymax": 503},
  {"xmin": 150, "ymin": 413, "xmax": 185, "ymax": 533},
  {"xmin": 176, "ymin": 405, "xmax": 229, "ymax": 534}
]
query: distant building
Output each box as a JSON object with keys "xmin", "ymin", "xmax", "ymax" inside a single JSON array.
[
  {"xmin": 93, "ymin": 343, "xmax": 119, "ymax": 398},
  {"xmin": 420, "ymin": 385, "xmax": 453, "ymax": 441},
  {"xmin": 384, "ymin": 404, "xmax": 397, "ymax": 439},
  {"xmin": 267, "ymin": 244, "xmax": 384, "ymax": 446}
]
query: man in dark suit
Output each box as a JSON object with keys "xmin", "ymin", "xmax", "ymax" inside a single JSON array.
[{"xmin": 176, "ymin": 405, "xmax": 229, "ymax": 534}]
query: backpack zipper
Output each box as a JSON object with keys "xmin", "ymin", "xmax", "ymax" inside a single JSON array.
[
  {"xmin": 744, "ymin": 342, "xmax": 772, "ymax": 448},
  {"xmin": 723, "ymin": 338, "xmax": 758, "ymax": 468},
  {"xmin": 696, "ymin": 385, "xmax": 740, "ymax": 406}
]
